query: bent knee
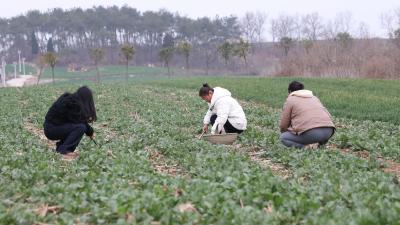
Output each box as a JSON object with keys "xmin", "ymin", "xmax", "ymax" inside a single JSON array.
[{"xmin": 75, "ymin": 124, "xmax": 87, "ymax": 133}]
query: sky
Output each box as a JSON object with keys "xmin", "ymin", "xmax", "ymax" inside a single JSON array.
[{"xmin": 0, "ymin": 0, "xmax": 399, "ymax": 38}]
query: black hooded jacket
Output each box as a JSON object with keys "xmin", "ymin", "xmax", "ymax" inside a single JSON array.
[{"xmin": 45, "ymin": 93, "xmax": 94, "ymax": 136}]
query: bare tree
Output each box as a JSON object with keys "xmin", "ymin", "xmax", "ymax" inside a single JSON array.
[
  {"xmin": 270, "ymin": 19, "xmax": 278, "ymax": 42},
  {"xmin": 241, "ymin": 12, "xmax": 258, "ymax": 43},
  {"xmin": 254, "ymin": 12, "xmax": 267, "ymax": 43},
  {"xmin": 279, "ymin": 37, "xmax": 294, "ymax": 56},
  {"xmin": 274, "ymin": 14, "xmax": 297, "ymax": 40},
  {"xmin": 323, "ymin": 12, "xmax": 354, "ymax": 39},
  {"xmin": 35, "ymin": 54, "xmax": 47, "ymax": 85},
  {"xmin": 357, "ymin": 22, "xmax": 370, "ymax": 39},
  {"xmin": 218, "ymin": 41, "xmax": 234, "ymax": 68},
  {"xmin": 233, "ymin": 38, "xmax": 251, "ymax": 67},
  {"xmin": 241, "ymin": 12, "xmax": 267, "ymax": 43},
  {"xmin": 334, "ymin": 11, "xmax": 354, "ymax": 34},
  {"xmin": 43, "ymin": 52, "xmax": 57, "ymax": 84},
  {"xmin": 89, "ymin": 48, "xmax": 105, "ymax": 83},
  {"xmin": 177, "ymin": 41, "xmax": 192, "ymax": 70},
  {"xmin": 302, "ymin": 12, "xmax": 324, "ymax": 41},
  {"xmin": 120, "ymin": 44, "xmax": 136, "ymax": 81},
  {"xmin": 201, "ymin": 43, "xmax": 218, "ymax": 75},
  {"xmin": 380, "ymin": 8, "xmax": 400, "ymax": 38},
  {"xmin": 292, "ymin": 14, "xmax": 303, "ymax": 40},
  {"xmin": 380, "ymin": 12, "xmax": 395, "ymax": 38},
  {"xmin": 159, "ymin": 47, "xmax": 175, "ymax": 76}
]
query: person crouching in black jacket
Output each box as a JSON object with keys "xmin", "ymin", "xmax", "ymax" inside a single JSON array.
[{"xmin": 44, "ymin": 86, "xmax": 97, "ymax": 159}]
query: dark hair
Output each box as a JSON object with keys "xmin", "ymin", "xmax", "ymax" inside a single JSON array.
[
  {"xmin": 199, "ymin": 83, "xmax": 214, "ymax": 96},
  {"xmin": 288, "ymin": 81, "xmax": 304, "ymax": 93},
  {"xmin": 76, "ymin": 86, "xmax": 97, "ymax": 122}
]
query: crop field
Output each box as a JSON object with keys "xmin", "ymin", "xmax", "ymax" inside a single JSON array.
[
  {"xmin": 0, "ymin": 77, "xmax": 399, "ymax": 224},
  {"xmin": 40, "ymin": 66, "xmax": 172, "ymax": 79}
]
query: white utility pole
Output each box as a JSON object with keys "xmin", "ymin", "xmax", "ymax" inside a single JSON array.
[
  {"xmin": 18, "ymin": 50, "xmax": 21, "ymax": 73},
  {"xmin": 1, "ymin": 58, "xmax": 6, "ymax": 87},
  {"xmin": 13, "ymin": 62, "xmax": 17, "ymax": 78},
  {"xmin": 22, "ymin": 57, "xmax": 26, "ymax": 75}
]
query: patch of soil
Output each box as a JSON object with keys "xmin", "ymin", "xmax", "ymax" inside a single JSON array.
[
  {"xmin": 327, "ymin": 144, "xmax": 400, "ymax": 177},
  {"xmin": 144, "ymin": 146, "xmax": 189, "ymax": 178},
  {"xmin": 234, "ymin": 145, "xmax": 291, "ymax": 179},
  {"xmin": 24, "ymin": 120, "xmax": 55, "ymax": 149}
]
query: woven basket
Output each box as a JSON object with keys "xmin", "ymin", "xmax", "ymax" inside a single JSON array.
[{"xmin": 202, "ymin": 133, "xmax": 239, "ymax": 145}]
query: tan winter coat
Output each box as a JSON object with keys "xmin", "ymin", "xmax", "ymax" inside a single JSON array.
[{"xmin": 279, "ymin": 90, "xmax": 335, "ymax": 134}]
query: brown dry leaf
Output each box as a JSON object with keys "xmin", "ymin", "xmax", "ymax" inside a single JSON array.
[
  {"xmin": 162, "ymin": 185, "xmax": 169, "ymax": 192},
  {"xmin": 35, "ymin": 204, "xmax": 48, "ymax": 217},
  {"xmin": 125, "ymin": 213, "xmax": 135, "ymax": 223},
  {"xmin": 132, "ymin": 111, "xmax": 141, "ymax": 121},
  {"xmin": 35, "ymin": 204, "xmax": 62, "ymax": 217},
  {"xmin": 75, "ymin": 217, "xmax": 88, "ymax": 225},
  {"xmin": 61, "ymin": 153, "xmax": 79, "ymax": 161},
  {"xmin": 150, "ymin": 151, "xmax": 161, "ymax": 159},
  {"xmin": 174, "ymin": 188, "xmax": 183, "ymax": 197},
  {"xmin": 47, "ymin": 205, "xmax": 62, "ymax": 213},
  {"xmin": 25, "ymin": 197, "xmax": 34, "ymax": 203},
  {"xmin": 151, "ymin": 221, "xmax": 161, "ymax": 225},
  {"xmin": 305, "ymin": 143, "xmax": 319, "ymax": 150},
  {"xmin": 107, "ymin": 150, "xmax": 116, "ymax": 158},
  {"xmin": 176, "ymin": 202, "xmax": 197, "ymax": 213},
  {"xmin": 263, "ymin": 203, "xmax": 273, "ymax": 214}
]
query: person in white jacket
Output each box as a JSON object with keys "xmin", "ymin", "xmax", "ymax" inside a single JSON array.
[{"xmin": 199, "ymin": 83, "xmax": 247, "ymax": 134}]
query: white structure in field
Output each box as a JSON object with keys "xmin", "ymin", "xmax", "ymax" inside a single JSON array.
[
  {"xmin": 18, "ymin": 50, "xmax": 21, "ymax": 73},
  {"xmin": 13, "ymin": 62, "xmax": 17, "ymax": 79},
  {"xmin": 22, "ymin": 57, "xmax": 26, "ymax": 75},
  {"xmin": 1, "ymin": 58, "xmax": 5, "ymax": 87}
]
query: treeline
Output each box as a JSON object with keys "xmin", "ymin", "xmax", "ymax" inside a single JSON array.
[
  {"xmin": 0, "ymin": 6, "xmax": 243, "ymax": 68},
  {"xmin": 266, "ymin": 11, "xmax": 400, "ymax": 78},
  {"xmin": 1, "ymin": 6, "xmax": 400, "ymax": 78}
]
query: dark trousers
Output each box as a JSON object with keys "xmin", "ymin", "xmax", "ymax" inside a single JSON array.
[
  {"xmin": 280, "ymin": 127, "xmax": 334, "ymax": 148},
  {"xmin": 44, "ymin": 121, "xmax": 88, "ymax": 154},
  {"xmin": 210, "ymin": 114, "xmax": 243, "ymax": 134}
]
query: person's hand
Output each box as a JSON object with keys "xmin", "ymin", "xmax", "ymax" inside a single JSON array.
[
  {"xmin": 90, "ymin": 132, "xmax": 96, "ymax": 140},
  {"xmin": 202, "ymin": 124, "xmax": 209, "ymax": 134}
]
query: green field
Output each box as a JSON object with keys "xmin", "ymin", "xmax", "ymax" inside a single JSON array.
[
  {"xmin": 146, "ymin": 76, "xmax": 400, "ymax": 124},
  {"xmin": 40, "ymin": 65, "xmax": 172, "ymax": 79},
  {"xmin": 5, "ymin": 64, "xmax": 36, "ymax": 77},
  {"xmin": 0, "ymin": 76, "xmax": 399, "ymax": 224}
]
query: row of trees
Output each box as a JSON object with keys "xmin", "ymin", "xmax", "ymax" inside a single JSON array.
[
  {"xmin": 36, "ymin": 43, "xmax": 136, "ymax": 84},
  {"xmin": 268, "ymin": 9, "xmax": 400, "ymax": 78},
  {"xmin": 157, "ymin": 32, "xmax": 251, "ymax": 75},
  {"xmin": 0, "ymin": 6, "xmax": 242, "ymax": 61},
  {"xmin": 1, "ymin": 6, "xmax": 400, "ymax": 78}
]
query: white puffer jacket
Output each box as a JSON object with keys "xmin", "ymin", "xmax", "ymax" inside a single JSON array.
[{"xmin": 203, "ymin": 87, "xmax": 247, "ymax": 134}]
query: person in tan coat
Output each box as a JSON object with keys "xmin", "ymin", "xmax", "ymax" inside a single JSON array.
[{"xmin": 279, "ymin": 81, "xmax": 335, "ymax": 148}]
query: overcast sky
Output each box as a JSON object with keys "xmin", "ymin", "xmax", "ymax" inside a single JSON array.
[{"xmin": 1, "ymin": 0, "xmax": 399, "ymax": 38}]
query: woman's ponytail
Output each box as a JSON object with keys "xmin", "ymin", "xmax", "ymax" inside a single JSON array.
[{"xmin": 199, "ymin": 83, "xmax": 213, "ymax": 96}]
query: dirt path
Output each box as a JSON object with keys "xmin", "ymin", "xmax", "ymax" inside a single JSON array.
[
  {"xmin": 144, "ymin": 146, "xmax": 189, "ymax": 178},
  {"xmin": 23, "ymin": 120, "xmax": 55, "ymax": 150},
  {"xmin": 231, "ymin": 145, "xmax": 291, "ymax": 179},
  {"xmin": 327, "ymin": 144, "xmax": 400, "ymax": 177}
]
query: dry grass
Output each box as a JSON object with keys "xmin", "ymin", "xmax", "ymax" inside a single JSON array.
[{"xmin": 144, "ymin": 146, "xmax": 189, "ymax": 178}]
